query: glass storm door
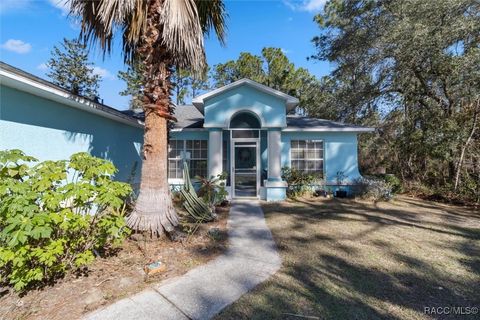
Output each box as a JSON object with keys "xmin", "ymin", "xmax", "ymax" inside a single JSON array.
[{"xmin": 233, "ymin": 143, "xmax": 258, "ymax": 197}]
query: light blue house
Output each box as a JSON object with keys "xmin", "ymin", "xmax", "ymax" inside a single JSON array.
[
  {"xmin": 0, "ymin": 62, "xmax": 374, "ymax": 201},
  {"xmin": 166, "ymin": 79, "xmax": 374, "ymax": 201}
]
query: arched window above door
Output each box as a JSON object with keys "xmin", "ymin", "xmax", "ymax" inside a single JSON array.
[{"xmin": 230, "ymin": 112, "xmax": 261, "ymax": 129}]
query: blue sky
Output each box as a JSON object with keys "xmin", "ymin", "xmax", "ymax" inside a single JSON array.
[{"xmin": 0, "ymin": 0, "xmax": 331, "ymax": 110}]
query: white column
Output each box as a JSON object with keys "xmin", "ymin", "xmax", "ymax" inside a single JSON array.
[
  {"xmin": 208, "ymin": 129, "xmax": 223, "ymax": 178},
  {"xmin": 267, "ymin": 129, "xmax": 282, "ymax": 181}
]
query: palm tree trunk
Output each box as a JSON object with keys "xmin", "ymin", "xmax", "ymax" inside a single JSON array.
[{"xmin": 127, "ymin": 0, "xmax": 179, "ymax": 236}]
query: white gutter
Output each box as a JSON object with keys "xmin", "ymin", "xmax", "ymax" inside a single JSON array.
[{"xmin": 170, "ymin": 128, "xmax": 207, "ymax": 132}]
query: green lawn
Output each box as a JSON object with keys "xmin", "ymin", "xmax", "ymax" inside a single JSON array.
[{"xmin": 216, "ymin": 196, "xmax": 480, "ymax": 320}]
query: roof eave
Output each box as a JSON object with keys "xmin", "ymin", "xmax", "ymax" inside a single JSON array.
[
  {"xmin": 282, "ymin": 127, "xmax": 376, "ymax": 132},
  {"xmin": 170, "ymin": 128, "xmax": 207, "ymax": 132}
]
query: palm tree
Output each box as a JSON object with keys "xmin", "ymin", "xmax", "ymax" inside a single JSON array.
[{"xmin": 70, "ymin": 0, "xmax": 226, "ymax": 236}]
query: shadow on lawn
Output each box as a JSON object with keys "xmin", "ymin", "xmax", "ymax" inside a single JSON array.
[
  {"xmin": 216, "ymin": 197, "xmax": 480, "ymax": 320},
  {"xmin": 294, "ymin": 198, "xmax": 480, "ymax": 240}
]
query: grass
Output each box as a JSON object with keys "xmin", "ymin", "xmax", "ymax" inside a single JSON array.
[{"xmin": 216, "ymin": 196, "xmax": 480, "ymax": 320}]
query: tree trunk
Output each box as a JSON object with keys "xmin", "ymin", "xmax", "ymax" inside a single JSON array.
[
  {"xmin": 127, "ymin": 0, "xmax": 178, "ymax": 237},
  {"xmin": 454, "ymin": 100, "xmax": 479, "ymax": 191}
]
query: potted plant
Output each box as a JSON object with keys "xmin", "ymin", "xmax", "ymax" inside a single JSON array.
[{"xmin": 335, "ymin": 171, "xmax": 348, "ymax": 198}]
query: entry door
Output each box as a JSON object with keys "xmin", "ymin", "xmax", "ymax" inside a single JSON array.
[{"xmin": 233, "ymin": 142, "xmax": 258, "ymax": 197}]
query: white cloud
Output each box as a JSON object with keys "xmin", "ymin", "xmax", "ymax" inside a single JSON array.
[
  {"xmin": 48, "ymin": 0, "xmax": 70, "ymax": 15},
  {"xmin": 92, "ymin": 66, "xmax": 114, "ymax": 80},
  {"xmin": 37, "ymin": 63, "xmax": 48, "ymax": 71},
  {"xmin": 0, "ymin": 0, "xmax": 31, "ymax": 14},
  {"xmin": 283, "ymin": 0, "xmax": 327, "ymax": 12},
  {"xmin": 281, "ymin": 48, "xmax": 290, "ymax": 54},
  {"xmin": 302, "ymin": 0, "xmax": 327, "ymax": 12},
  {"xmin": 1, "ymin": 39, "xmax": 32, "ymax": 54}
]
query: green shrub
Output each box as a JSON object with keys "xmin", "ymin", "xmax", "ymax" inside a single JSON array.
[
  {"xmin": 0, "ymin": 150, "xmax": 132, "ymax": 291},
  {"xmin": 197, "ymin": 172, "xmax": 229, "ymax": 207},
  {"xmin": 282, "ymin": 167, "xmax": 320, "ymax": 198},
  {"xmin": 383, "ymin": 174, "xmax": 403, "ymax": 194}
]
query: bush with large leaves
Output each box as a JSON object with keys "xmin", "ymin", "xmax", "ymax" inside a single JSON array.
[{"xmin": 0, "ymin": 150, "xmax": 131, "ymax": 291}]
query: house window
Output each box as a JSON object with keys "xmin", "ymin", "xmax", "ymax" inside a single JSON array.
[
  {"xmin": 168, "ymin": 140, "xmax": 208, "ymax": 179},
  {"xmin": 186, "ymin": 140, "xmax": 208, "ymax": 178},
  {"xmin": 168, "ymin": 140, "xmax": 184, "ymax": 179},
  {"xmin": 290, "ymin": 140, "xmax": 324, "ymax": 177}
]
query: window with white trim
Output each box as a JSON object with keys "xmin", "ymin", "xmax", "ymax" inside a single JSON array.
[
  {"xmin": 168, "ymin": 140, "xmax": 208, "ymax": 179},
  {"xmin": 186, "ymin": 140, "xmax": 208, "ymax": 178},
  {"xmin": 290, "ymin": 140, "xmax": 324, "ymax": 177}
]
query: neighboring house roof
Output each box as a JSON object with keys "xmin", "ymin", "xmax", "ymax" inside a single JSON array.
[
  {"xmin": 0, "ymin": 61, "xmax": 143, "ymax": 128},
  {"xmin": 192, "ymin": 78, "xmax": 300, "ymax": 114}
]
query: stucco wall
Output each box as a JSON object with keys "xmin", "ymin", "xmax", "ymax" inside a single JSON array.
[
  {"xmin": 0, "ymin": 85, "xmax": 143, "ymax": 184},
  {"xmin": 170, "ymin": 130, "xmax": 209, "ymax": 141},
  {"xmin": 168, "ymin": 130, "xmax": 363, "ymax": 185},
  {"xmin": 203, "ymin": 85, "xmax": 287, "ymax": 128},
  {"xmin": 281, "ymin": 131, "xmax": 362, "ymax": 184}
]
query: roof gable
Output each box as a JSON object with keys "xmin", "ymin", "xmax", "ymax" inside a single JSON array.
[{"xmin": 192, "ymin": 79, "xmax": 299, "ymax": 114}]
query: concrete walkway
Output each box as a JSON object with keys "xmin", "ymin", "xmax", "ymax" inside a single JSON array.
[{"xmin": 84, "ymin": 201, "xmax": 281, "ymax": 320}]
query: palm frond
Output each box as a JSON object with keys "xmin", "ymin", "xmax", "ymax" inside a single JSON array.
[
  {"xmin": 160, "ymin": 0, "xmax": 205, "ymax": 73},
  {"xmin": 70, "ymin": 0, "xmax": 226, "ymax": 72},
  {"xmin": 70, "ymin": 0, "xmax": 146, "ymax": 62},
  {"xmin": 195, "ymin": 0, "xmax": 227, "ymax": 46}
]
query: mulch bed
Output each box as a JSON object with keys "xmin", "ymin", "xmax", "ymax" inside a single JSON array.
[{"xmin": 0, "ymin": 205, "xmax": 230, "ymax": 320}]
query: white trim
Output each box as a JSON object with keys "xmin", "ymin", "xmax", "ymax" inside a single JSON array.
[
  {"xmin": 226, "ymin": 109, "xmax": 263, "ymax": 129},
  {"xmin": 231, "ymin": 136, "xmax": 260, "ymax": 199},
  {"xmin": 173, "ymin": 126, "xmax": 374, "ymax": 132},
  {"xmin": 192, "ymin": 78, "xmax": 299, "ymax": 114},
  {"xmin": 267, "ymin": 129, "xmax": 282, "ymax": 181},
  {"xmin": 168, "ymin": 139, "xmax": 208, "ymax": 180},
  {"xmin": 168, "ymin": 178, "xmax": 185, "ymax": 185},
  {"xmin": 170, "ymin": 128, "xmax": 207, "ymax": 132},
  {"xmin": 264, "ymin": 180, "xmax": 287, "ymax": 188},
  {"xmin": 289, "ymin": 139, "xmax": 325, "ymax": 177},
  {"xmin": 0, "ymin": 68, "xmax": 143, "ymax": 128},
  {"xmin": 282, "ymin": 127, "xmax": 375, "ymax": 132},
  {"xmin": 208, "ymin": 130, "xmax": 223, "ymax": 178}
]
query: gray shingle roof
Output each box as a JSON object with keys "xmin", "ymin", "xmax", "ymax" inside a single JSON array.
[
  {"xmin": 121, "ymin": 109, "xmax": 373, "ymax": 131},
  {"xmin": 173, "ymin": 105, "xmax": 204, "ymax": 128},
  {"xmin": 121, "ymin": 105, "xmax": 204, "ymax": 129}
]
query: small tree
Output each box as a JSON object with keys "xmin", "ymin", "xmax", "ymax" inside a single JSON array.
[
  {"xmin": 118, "ymin": 60, "xmax": 145, "ymax": 110},
  {"xmin": 190, "ymin": 66, "xmax": 210, "ymax": 98},
  {"xmin": 171, "ymin": 66, "xmax": 210, "ymax": 105},
  {"xmin": 171, "ymin": 67, "xmax": 191, "ymax": 105},
  {"xmin": 47, "ymin": 38, "xmax": 100, "ymax": 99}
]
